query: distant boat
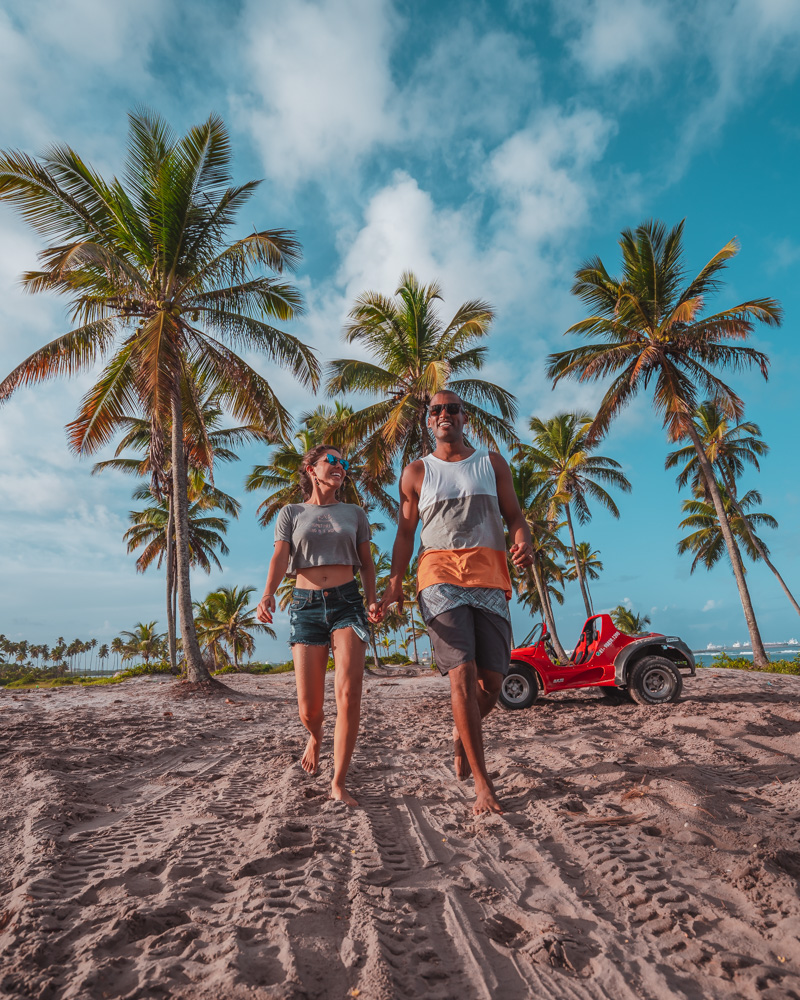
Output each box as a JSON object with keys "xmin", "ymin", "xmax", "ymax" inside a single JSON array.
[
  {"xmin": 732, "ymin": 641, "xmax": 742, "ymax": 649},
  {"xmin": 706, "ymin": 642, "xmax": 722, "ymax": 650},
  {"xmin": 789, "ymin": 638, "xmax": 799, "ymax": 646}
]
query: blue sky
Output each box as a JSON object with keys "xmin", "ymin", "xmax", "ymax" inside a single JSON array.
[{"xmin": 1, "ymin": 0, "xmax": 799, "ymax": 658}]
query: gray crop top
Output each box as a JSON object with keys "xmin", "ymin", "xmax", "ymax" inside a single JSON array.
[{"xmin": 274, "ymin": 503, "xmax": 371, "ymax": 575}]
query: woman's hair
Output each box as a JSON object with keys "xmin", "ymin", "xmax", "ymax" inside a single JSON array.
[{"xmin": 298, "ymin": 444, "xmax": 345, "ymax": 501}]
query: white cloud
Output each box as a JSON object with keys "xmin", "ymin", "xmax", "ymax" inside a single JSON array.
[
  {"xmin": 556, "ymin": 0, "xmax": 676, "ymax": 79},
  {"xmin": 671, "ymin": 0, "xmax": 800, "ymax": 176},
  {"xmin": 0, "ymin": 0, "xmax": 159, "ymax": 147},
  {"xmin": 401, "ymin": 23, "xmax": 539, "ymax": 144},
  {"xmin": 486, "ymin": 107, "xmax": 615, "ymax": 247},
  {"xmin": 238, "ymin": 0, "xmax": 399, "ymax": 187},
  {"xmin": 702, "ymin": 599, "xmax": 719, "ymax": 612}
]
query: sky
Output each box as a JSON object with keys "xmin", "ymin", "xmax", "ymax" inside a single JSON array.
[{"xmin": 1, "ymin": 0, "xmax": 800, "ymax": 660}]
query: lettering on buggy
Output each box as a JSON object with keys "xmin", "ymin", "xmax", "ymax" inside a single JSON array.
[{"xmin": 595, "ymin": 630, "xmax": 620, "ymax": 656}]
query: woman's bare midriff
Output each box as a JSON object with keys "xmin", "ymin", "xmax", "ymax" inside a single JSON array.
[{"xmin": 295, "ymin": 564, "xmax": 356, "ymax": 589}]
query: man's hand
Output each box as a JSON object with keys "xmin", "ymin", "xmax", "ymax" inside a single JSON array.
[
  {"xmin": 379, "ymin": 580, "xmax": 405, "ymax": 616},
  {"xmin": 509, "ymin": 541, "xmax": 534, "ymax": 569},
  {"xmin": 256, "ymin": 594, "xmax": 276, "ymax": 624}
]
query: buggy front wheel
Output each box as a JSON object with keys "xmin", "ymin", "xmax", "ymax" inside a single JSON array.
[
  {"xmin": 628, "ymin": 657, "xmax": 683, "ymax": 705},
  {"xmin": 499, "ymin": 663, "xmax": 539, "ymax": 710}
]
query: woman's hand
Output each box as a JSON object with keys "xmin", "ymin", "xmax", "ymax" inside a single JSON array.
[
  {"xmin": 257, "ymin": 594, "xmax": 276, "ymax": 624},
  {"xmin": 366, "ymin": 601, "xmax": 384, "ymax": 624}
]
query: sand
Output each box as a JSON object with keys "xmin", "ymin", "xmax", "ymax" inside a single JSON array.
[{"xmin": 0, "ymin": 667, "xmax": 799, "ymax": 1000}]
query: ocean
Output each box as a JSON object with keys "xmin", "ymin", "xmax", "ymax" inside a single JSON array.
[{"xmin": 692, "ymin": 645, "xmax": 800, "ymax": 667}]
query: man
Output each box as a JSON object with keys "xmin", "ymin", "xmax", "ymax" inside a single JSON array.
[{"xmin": 380, "ymin": 390, "xmax": 534, "ymax": 815}]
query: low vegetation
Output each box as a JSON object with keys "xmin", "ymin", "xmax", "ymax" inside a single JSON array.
[{"xmin": 707, "ymin": 651, "xmax": 800, "ymax": 675}]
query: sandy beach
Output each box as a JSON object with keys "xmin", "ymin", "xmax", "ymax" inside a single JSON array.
[{"xmin": 1, "ymin": 668, "xmax": 799, "ymax": 1000}]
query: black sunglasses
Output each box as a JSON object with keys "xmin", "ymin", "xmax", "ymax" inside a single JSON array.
[{"xmin": 429, "ymin": 402, "xmax": 462, "ymax": 416}]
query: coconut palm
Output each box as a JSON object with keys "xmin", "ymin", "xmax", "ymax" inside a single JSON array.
[
  {"xmin": 0, "ymin": 110, "xmax": 319, "ymax": 683},
  {"xmin": 610, "ymin": 606, "xmax": 652, "ymax": 635},
  {"xmin": 124, "ymin": 476, "xmax": 239, "ymax": 668},
  {"xmin": 510, "ymin": 459, "xmax": 569, "ymax": 661},
  {"xmin": 125, "ymin": 493, "xmax": 233, "ymax": 574},
  {"xmin": 193, "ymin": 586, "xmax": 274, "ymax": 670},
  {"xmin": 677, "ymin": 485, "xmax": 777, "ymax": 573},
  {"xmin": 246, "ymin": 402, "xmax": 396, "ymax": 526},
  {"xmin": 326, "ymin": 271, "xmax": 517, "ymax": 473},
  {"xmin": 566, "ymin": 543, "xmax": 603, "ymax": 615},
  {"xmin": 666, "ymin": 402, "xmax": 800, "ymax": 617},
  {"xmin": 518, "ymin": 413, "xmax": 630, "ymax": 619},
  {"xmin": 546, "ymin": 219, "xmax": 782, "ymax": 666},
  {"xmin": 93, "ymin": 377, "xmax": 268, "ymax": 667},
  {"xmin": 119, "ymin": 622, "xmax": 167, "ymax": 664}
]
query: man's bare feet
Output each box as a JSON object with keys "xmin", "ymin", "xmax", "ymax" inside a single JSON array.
[
  {"xmin": 330, "ymin": 783, "xmax": 358, "ymax": 807},
  {"xmin": 474, "ymin": 784, "xmax": 504, "ymax": 815},
  {"xmin": 301, "ymin": 732, "xmax": 321, "ymax": 774},
  {"xmin": 453, "ymin": 726, "xmax": 472, "ymax": 780}
]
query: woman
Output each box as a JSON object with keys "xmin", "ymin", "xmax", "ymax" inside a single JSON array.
[{"xmin": 257, "ymin": 445, "xmax": 381, "ymax": 806}]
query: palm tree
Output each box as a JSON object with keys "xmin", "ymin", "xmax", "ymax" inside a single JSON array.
[
  {"xmin": 610, "ymin": 606, "xmax": 652, "ymax": 635},
  {"xmin": 124, "ymin": 477, "xmax": 238, "ymax": 668},
  {"xmin": 119, "ymin": 622, "xmax": 167, "ymax": 665},
  {"xmin": 510, "ymin": 459, "xmax": 569, "ymax": 661},
  {"xmin": 666, "ymin": 402, "xmax": 800, "ymax": 617},
  {"xmin": 677, "ymin": 484, "xmax": 777, "ymax": 573},
  {"xmin": 519, "ymin": 413, "xmax": 630, "ymax": 619},
  {"xmin": 93, "ymin": 379, "xmax": 266, "ymax": 667},
  {"xmin": 546, "ymin": 219, "xmax": 782, "ymax": 666},
  {"xmin": 194, "ymin": 586, "xmax": 275, "ymax": 669},
  {"xmin": 110, "ymin": 636, "xmax": 123, "ymax": 671},
  {"xmin": 246, "ymin": 402, "xmax": 396, "ymax": 527},
  {"xmin": 326, "ymin": 271, "xmax": 517, "ymax": 473},
  {"xmin": 566, "ymin": 542, "xmax": 603, "ymax": 615},
  {"xmin": 0, "ymin": 110, "xmax": 319, "ymax": 684},
  {"xmin": 98, "ymin": 644, "xmax": 109, "ymax": 674}
]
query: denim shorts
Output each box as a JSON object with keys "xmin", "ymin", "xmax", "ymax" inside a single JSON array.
[{"xmin": 288, "ymin": 579, "xmax": 370, "ymax": 647}]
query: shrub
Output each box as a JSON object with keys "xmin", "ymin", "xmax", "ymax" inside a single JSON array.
[
  {"xmin": 211, "ymin": 661, "xmax": 295, "ymax": 676},
  {"xmin": 708, "ymin": 652, "xmax": 800, "ymax": 676}
]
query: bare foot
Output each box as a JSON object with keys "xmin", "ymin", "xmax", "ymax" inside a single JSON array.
[
  {"xmin": 453, "ymin": 726, "xmax": 472, "ymax": 780},
  {"xmin": 301, "ymin": 733, "xmax": 321, "ymax": 774},
  {"xmin": 330, "ymin": 783, "xmax": 358, "ymax": 807},
  {"xmin": 474, "ymin": 785, "xmax": 504, "ymax": 815}
]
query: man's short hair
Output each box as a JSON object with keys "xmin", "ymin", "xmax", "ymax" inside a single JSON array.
[{"xmin": 430, "ymin": 389, "xmax": 463, "ymax": 405}]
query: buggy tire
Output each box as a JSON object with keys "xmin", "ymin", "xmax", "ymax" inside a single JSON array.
[
  {"xmin": 628, "ymin": 656, "xmax": 683, "ymax": 705},
  {"xmin": 499, "ymin": 663, "xmax": 539, "ymax": 710}
]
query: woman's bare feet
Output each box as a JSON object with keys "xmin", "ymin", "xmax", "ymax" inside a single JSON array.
[
  {"xmin": 453, "ymin": 725, "xmax": 472, "ymax": 780},
  {"xmin": 301, "ymin": 732, "xmax": 322, "ymax": 774},
  {"xmin": 330, "ymin": 783, "xmax": 358, "ymax": 807},
  {"xmin": 474, "ymin": 783, "xmax": 503, "ymax": 815}
]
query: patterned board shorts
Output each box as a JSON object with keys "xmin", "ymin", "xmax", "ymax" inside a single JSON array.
[
  {"xmin": 288, "ymin": 579, "xmax": 370, "ymax": 647},
  {"xmin": 426, "ymin": 604, "xmax": 511, "ymax": 676}
]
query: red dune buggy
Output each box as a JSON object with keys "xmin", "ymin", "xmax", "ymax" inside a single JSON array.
[{"xmin": 499, "ymin": 613, "xmax": 695, "ymax": 710}]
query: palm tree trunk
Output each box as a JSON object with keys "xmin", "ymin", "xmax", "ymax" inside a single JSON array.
[
  {"xmin": 721, "ymin": 468, "xmax": 800, "ymax": 618},
  {"xmin": 530, "ymin": 561, "xmax": 568, "ymax": 663},
  {"xmin": 165, "ymin": 497, "xmax": 177, "ymax": 671},
  {"xmin": 565, "ymin": 504, "xmax": 592, "ymax": 619},
  {"xmin": 686, "ymin": 424, "xmax": 769, "ymax": 668},
  {"xmin": 419, "ymin": 405, "xmax": 431, "ymax": 456},
  {"xmin": 369, "ymin": 624, "xmax": 380, "ymax": 670},
  {"xmin": 171, "ymin": 391, "xmax": 212, "ymax": 684},
  {"xmin": 585, "ymin": 576, "xmax": 594, "ymax": 615}
]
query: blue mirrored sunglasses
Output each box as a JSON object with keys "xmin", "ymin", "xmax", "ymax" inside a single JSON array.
[{"xmin": 325, "ymin": 453, "xmax": 350, "ymax": 471}]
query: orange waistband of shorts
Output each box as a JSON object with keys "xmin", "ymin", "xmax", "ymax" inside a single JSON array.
[{"xmin": 417, "ymin": 547, "xmax": 511, "ymax": 600}]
